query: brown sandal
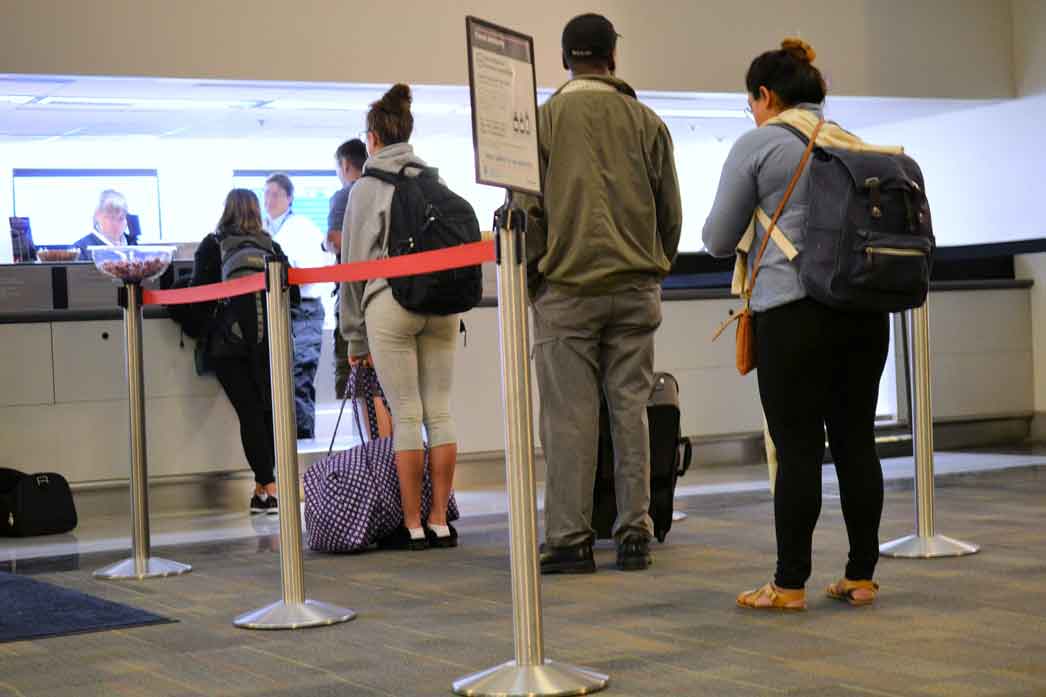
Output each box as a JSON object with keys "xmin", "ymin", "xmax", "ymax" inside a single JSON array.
[
  {"xmin": 826, "ymin": 578, "xmax": 879, "ymax": 606},
  {"xmin": 736, "ymin": 582, "xmax": 807, "ymax": 611}
]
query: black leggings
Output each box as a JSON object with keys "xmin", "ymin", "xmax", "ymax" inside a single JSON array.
[
  {"xmin": 755, "ymin": 298, "xmax": 889, "ymax": 589},
  {"xmin": 212, "ymin": 297, "xmax": 276, "ymax": 487}
]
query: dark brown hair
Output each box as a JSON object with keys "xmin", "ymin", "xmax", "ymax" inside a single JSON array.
[
  {"xmin": 216, "ymin": 189, "xmax": 266, "ymax": 238},
  {"xmin": 745, "ymin": 38, "xmax": 826, "ymax": 108},
  {"xmin": 366, "ymin": 83, "xmax": 413, "ymax": 146},
  {"xmin": 335, "ymin": 138, "xmax": 367, "ymax": 171}
]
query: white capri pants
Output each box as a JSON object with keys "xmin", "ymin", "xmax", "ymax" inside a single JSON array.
[{"xmin": 365, "ymin": 288, "xmax": 458, "ymax": 452}]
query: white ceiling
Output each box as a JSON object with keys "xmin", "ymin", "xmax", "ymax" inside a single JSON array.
[{"xmin": 0, "ymin": 74, "xmax": 999, "ymax": 143}]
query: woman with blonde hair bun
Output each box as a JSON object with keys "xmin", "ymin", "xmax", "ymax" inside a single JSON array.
[{"xmin": 704, "ymin": 39, "xmax": 892, "ymax": 610}]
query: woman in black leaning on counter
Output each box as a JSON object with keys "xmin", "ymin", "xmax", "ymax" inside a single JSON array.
[{"xmin": 188, "ymin": 189, "xmax": 291, "ymax": 515}]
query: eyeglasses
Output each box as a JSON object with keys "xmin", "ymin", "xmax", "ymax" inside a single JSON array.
[
  {"xmin": 744, "ymin": 105, "xmax": 754, "ymax": 121},
  {"xmin": 357, "ymin": 129, "xmax": 369, "ymax": 140}
]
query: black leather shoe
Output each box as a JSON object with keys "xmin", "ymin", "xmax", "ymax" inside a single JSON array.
[
  {"xmin": 616, "ymin": 535, "xmax": 652, "ymax": 571},
  {"xmin": 378, "ymin": 524, "xmax": 428, "ymax": 551},
  {"xmin": 423, "ymin": 523, "xmax": 459, "ymax": 548},
  {"xmin": 540, "ymin": 542, "xmax": 595, "ymax": 574}
]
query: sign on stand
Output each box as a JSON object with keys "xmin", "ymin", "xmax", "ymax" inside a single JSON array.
[
  {"xmin": 465, "ymin": 16, "xmax": 542, "ymax": 196},
  {"xmin": 455, "ymin": 16, "xmax": 608, "ymax": 697}
]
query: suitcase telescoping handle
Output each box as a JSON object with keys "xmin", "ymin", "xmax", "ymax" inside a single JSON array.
[{"xmin": 677, "ymin": 438, "xmax": 693, "ymax": 478}]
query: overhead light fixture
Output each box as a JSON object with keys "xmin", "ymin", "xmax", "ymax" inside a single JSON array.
[
  {"xmin": 37, "ymin": 128, "xmax": 84, "ymax": 144},
  {"xmin": 36, "ymin": 96, "xmax": 257, "ymax": 110},
  {"xmin": 0, "ymin": 95, "xmax": 35, "ymax": 105},
  {"xmin": 411, "ymin": 104, "xmax": 469, "ymax": 116},
  {"xmin": 262, "ymin": 99, "xmax": 370, "ymax": 111},
  {"xmin": 262, "ymin": 99, "xmax": 467, "ymax": 115},
  {"xmin": 657, "ymin": 108, "xmax": 749, "ymax": 119}
]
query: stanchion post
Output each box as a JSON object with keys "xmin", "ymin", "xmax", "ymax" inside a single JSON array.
[
  {"xmin": 234, "ymin": 257, "xmax": 356, "ymax": 629},
  {"xmin": 452, "ymin": 205, "xmax": 608, "ymax": 697},
  {"xmin": 880, "ymin": 302, "xmax": 979, "ymax": 558},
  {"xmin": 95, "ymin": 282, "xmax": 192, "ymax": 580}
]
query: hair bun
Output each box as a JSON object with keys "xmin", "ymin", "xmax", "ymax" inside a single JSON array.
[
  {"xmin": 382, "ymin": 83, "xmax": 413, "ymax": 113},
  {"xmin": 781, "ymin": 37, "xmax": 816, "ymax": 64}
]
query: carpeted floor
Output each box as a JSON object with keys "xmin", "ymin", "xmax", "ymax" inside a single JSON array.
[{"xmin": 0, "ymin": 465, "xmax": 1044, "ymax": 697}]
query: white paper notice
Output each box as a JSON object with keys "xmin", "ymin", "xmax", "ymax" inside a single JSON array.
[{"xmin": 467, "ymin": 19, "xmax": 542, "ymax": 196}]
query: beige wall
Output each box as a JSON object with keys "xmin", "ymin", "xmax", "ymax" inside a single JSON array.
[
  {"xmin": 0, "ymin": 0, "xmax": 1016, "ymax": 98},
  {"xmin": 1013, "ymin": 0, "xmax": 1046, "ymax": 96}
]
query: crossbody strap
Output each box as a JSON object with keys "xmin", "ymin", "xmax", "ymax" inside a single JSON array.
[{"xmin": 744, "ymin": 119, "xmax": 824, "ymax": 300}]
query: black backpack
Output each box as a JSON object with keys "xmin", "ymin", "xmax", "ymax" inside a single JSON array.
[
  {"xmin": 363, "ymin": 164, "xmax": 482, "ymax": 315},
  {"xmin": 777, "ymin": 124, "xmax": 935, "ymax": 313}
]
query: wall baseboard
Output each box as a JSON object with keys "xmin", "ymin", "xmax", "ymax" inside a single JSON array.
[{"xmin": 70, "ymin": 413, "xmax": 1033, "ymax": 520}]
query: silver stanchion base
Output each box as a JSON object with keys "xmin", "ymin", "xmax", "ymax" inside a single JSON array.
[
  {"xmin": 671, "ymin": 510, "xmax": 687, "ymax": 522},
  {"xmin": 453, "ymin": 659, "xmax": 609, "ymax": 697},
  {"xmin": 880, "ymin": 534, "xmax": 980, "ymax": 558},
  {"xmin": 233, "ymin": 599, "xmax": 356, "ymax": 630},
  {"xmin": 94, "ymin": 557, "xmax": 192, "ymax": 580}
]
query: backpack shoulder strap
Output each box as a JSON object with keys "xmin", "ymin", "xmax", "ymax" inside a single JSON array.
[
  {"xmin": 362, "ymin": 168, "xmax": 402, "ymax": 185},
  {"xmin": 745, "ymin": 119, "xmax": 824, "ymax": 300},
  {"xmin": 398, "ymin": 163, "xmax": 439, "ymax": 179},
  {"xmin": 769, "ymin": 122, "xmax": 809, "ymax": 145}
]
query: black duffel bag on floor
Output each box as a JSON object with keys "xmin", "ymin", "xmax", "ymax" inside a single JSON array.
[{"xmin": 0, "ymin": 468, "xmax": 78, "ymax": 537}]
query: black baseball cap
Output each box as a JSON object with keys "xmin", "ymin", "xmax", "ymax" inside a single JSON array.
[{"xmin": 561, "ymin": 13, "xmax": 619, "ymax": 64}]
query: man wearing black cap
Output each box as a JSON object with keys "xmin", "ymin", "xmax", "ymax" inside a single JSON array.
[{"xmin": 519, "ymin": 13, "xmax": 682, "ymax": 574}]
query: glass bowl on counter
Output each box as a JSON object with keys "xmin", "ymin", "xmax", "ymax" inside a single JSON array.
[
  {"xmin": 89, "ymin": 245, "xmax": 177, "ymax": 283},
  {"xmin": 35, "ymin": 247, "xmax": 82, "ymax": 263}
]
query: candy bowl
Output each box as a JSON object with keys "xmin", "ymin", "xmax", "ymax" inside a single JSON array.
[
  {"xmin": 36, "ymin": 247, "xmax": 82, "ymax": 263},
  {"xmin": 89, "ymin": 245, "xmax": 176, "ymax": 283}
]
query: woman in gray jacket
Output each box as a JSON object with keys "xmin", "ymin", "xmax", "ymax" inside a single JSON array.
[
  {"xmin": 340, "ymin": 84, "xmax": 459, "ymax": 551},
  {"xmin": 703, "ymin": 39, "xmax": 888, "ymax": 610}
]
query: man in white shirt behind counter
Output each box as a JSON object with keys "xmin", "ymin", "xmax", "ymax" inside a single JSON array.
[{"xmin": 264, "ymin": 172, "xmax": 333, "ymax": 440}]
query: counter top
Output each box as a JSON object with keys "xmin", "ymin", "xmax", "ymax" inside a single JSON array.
[{"xmin": 0, "ymin": 278, "xmax": 1032, "ymax": 324}]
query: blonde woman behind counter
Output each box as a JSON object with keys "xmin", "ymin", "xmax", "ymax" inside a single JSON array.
[{"xmin": 74, "ymin": 189, "xmax": 140, "ymax": 259}]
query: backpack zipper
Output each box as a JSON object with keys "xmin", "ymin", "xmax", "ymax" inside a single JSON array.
[{"xmin": 865, "ymin": 246, "xmax": 926, "ymax": 258}]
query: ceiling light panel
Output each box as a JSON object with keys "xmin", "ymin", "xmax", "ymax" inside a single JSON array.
[
  {"xmin": 656, "ymin": 108, "xmax": 749, "ymax": 119},
  {"xmin": 262, "ymin": 99, "xmax": 371, "ymax": 111},
  {"xmin": 37, "ymin": 96, "xmax": 258, "ymax": 109}
]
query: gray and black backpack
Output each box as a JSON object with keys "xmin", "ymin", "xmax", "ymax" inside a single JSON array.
[
  {"xmin": 214, "ymin": 230, "xmax": 274, "ymax": 349},
  {"xmin": 777, "ymin": 124, "xmax": 935, "ymax": 313}
]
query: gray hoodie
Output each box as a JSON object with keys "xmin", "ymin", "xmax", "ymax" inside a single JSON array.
[{"xmin": 338, "ymin": 142, "xmax": 428, "ymax": 356}]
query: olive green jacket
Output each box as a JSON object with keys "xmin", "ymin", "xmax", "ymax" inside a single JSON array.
[{"xmin": 516, "ymin": 75, "xmax": 682, "ymax": 299}]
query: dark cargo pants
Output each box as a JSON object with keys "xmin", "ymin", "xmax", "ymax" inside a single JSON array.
[
  {"xmin": 291, "ymin": 297, "xmax": 324, "ymax": 439},
  {"xmin": 532, "ymin": 284, "xmax": 661, "ymax": 547}
]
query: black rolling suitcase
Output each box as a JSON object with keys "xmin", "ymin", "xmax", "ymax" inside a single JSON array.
[{"xmin": 591, "ymin": 372, "xmax": 692, "ymax": 543}]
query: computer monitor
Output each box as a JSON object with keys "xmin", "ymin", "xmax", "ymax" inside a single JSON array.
[
  {"xmin": 126, "ymin": 213, "xmax": 141, "ymax": 244},
  {"xmin": 9, "ymin": 217, "xmax": 35, "ymax": 262}
]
